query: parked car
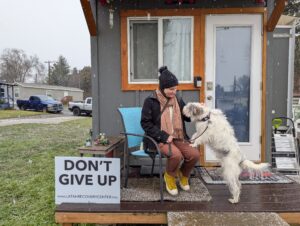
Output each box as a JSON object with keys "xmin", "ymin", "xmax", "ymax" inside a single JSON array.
[
  {"xmin": 68, "ymin": 97, "xmax": 92, "ymax": 116},
  {"xmin": 17, "ymin": 95, "xmax": 63, "ymax": 113}
]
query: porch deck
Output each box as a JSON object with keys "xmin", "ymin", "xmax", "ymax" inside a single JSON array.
[{"xmin": 55, "ymin": 181, "xmax": 300, "ymax": 225}]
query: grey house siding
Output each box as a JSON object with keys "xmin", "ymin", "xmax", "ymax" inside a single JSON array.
[
  {"xmin": 269, "ymin": 28, "xmax": 292, "ymax": 118},
  {"xmin": 91, "ymin": 0, "xmax": 258, "ymax": 138},
  {"xmin": 265, "ymin": 0, "xmax": 294, "ymax": 162},
  {"xmin": 91, "ymin": 0, "xmax": 292, "ymax": 164},
  {"xmin": 266, "ymin": 28, "xmax": 292, "ymax": 162},
  {"xmin": 91, "ymin": 1, "xmax": 200, "ymax": 138}
]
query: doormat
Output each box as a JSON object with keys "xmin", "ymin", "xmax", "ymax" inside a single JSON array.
[
  {"xmin": 167, "ymin": 212, "xmax": 289, "ymax": 226},
  {"xmin": 197, "ymin": 167, "xmax": 294, "ymax": 184},
  {"xmin": 121, "ymin": 177, "xmax": 212, "ymax": 202},
  {"xmin": 287, "ymin": 175, "xmax": 300, "ymax": 184}
]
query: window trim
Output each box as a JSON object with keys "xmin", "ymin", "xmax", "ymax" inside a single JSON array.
[
  {"xmin": 128, "ymin": 19, "xmax": 159, "ymax": 84},
  {"xmin": 46, "ymin": 90, "xmax": 53, "ymax": 97},
  {"xmin": 121, "ymin": 9, "xmax": 201, "ymax": 91},
  {"xmin": 0, "ymin": 88, "xmax": 4, "ymax": 97},
  {"xmin": 14, "ymin": 87, "xmax": 20, "ymax": 98},
  {"xmin": 127, "ymin": 16, "xmax": 194, "ymax": 85}
]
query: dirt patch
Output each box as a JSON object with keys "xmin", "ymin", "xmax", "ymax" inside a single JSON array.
[{"xmin": 0, "ymin": 116, "xmax": 82, "ymax": 126}]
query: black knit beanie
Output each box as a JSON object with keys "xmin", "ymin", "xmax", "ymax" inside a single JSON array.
[{"xmin": 158, "ymin": 66, "xmax": 178, "ymax": 90}]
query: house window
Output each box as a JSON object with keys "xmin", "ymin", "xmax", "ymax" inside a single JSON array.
[
  {"xmin": 129, "ymin": 20, "xmax": 158, "ymax": 82},
  {"xmin": 128, "ymin": 17, "xmax": 193, "ymax": 85},
  {"xmin": 0, "ymin": 88, "xmax": 4, "ymax": 98},
  {"xmin": 46, "ymin": 90, "xmax": 52, "ymax": 97},
  {"xmin": 15, "ymin": 87, "xmax": 19, "ymax": 98}
]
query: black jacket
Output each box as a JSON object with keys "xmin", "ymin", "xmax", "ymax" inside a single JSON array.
[{"xmin": 140, "ymin": 92, "xmax": 190, "ymax": 150}]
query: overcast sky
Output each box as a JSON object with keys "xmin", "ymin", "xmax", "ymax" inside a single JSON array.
[{"xmin": 0, "ymin": 0, "xmax": 90, "ymax": 70}]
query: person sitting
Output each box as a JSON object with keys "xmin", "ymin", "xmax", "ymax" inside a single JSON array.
[{"xmin": 141, "ymin": 66, "xmax": 200, "ymax": 196}]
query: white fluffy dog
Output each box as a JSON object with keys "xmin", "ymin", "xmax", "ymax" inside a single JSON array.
[{"xmin": 183, "ymin": 102, "xmax": 269, "ymax": 204}]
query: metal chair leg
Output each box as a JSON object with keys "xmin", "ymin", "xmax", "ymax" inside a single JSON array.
[
  {"xmin": 124, "ymin": 145, "xmax": 129, "ymax": 188},
  {"xmin": 159, "ymin": 154, "xmax": 164, "ymax": 203},
  {"xmin": 151, "ymin": 155, "xmax": 156, "ymax": 177}
]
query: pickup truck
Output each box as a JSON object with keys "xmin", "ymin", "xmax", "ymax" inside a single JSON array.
[
  {"xmin": 17, "ymin": 95, "xmax": 63, "ymax": 113},
  {"xmin": 68, "ymin": 97, "xmax": 92, "ymax": 116}
]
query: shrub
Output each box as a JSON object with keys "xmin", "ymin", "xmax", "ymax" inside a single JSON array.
[{"xmin": 61, "ymin": 96, "xmax": 73, "ymax": 105}]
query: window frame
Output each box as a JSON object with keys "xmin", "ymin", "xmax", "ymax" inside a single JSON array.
[
  {"xmin": 121, "ymin": 9, "xmax": 201, "ymax": 91},
  {"xmin": 0, "ymin": 88, "xmax": 4, "ymax": 97},
  {"xmin": 14, "ymin": 87, "xmax": 19, "ymax": 98},
  {"xmin": 46, "ymin": 90, "xmax": 53, "ymax": 97},
  {"xmin": 127, "ymin": 16, "xmax": 194, "ymax": 85}
]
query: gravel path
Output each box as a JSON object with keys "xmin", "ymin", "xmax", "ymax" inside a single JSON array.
[{"xmin": 0, "ymin": 116, "xmax": 82, "ymax": 126}]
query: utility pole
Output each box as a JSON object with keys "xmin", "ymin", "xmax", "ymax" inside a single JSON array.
[{"xmin": 45, "ymin": 61, "xmax": 55, "ymax": 84}]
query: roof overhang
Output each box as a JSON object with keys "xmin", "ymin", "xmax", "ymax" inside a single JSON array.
[
  {"xmin": 80, "ymin": 0, "xmax": 289, "ymax": 36},
  {"xmin": 267, "ymin": 0, "xmax": 288, "ymax": 31},
  {"xmin": 80, "ymin": 0, "xmax": 97, "ymax": 36},
  {"xmin": 0, "ymin": 82, "xmax": 17, "ymax": 87}
]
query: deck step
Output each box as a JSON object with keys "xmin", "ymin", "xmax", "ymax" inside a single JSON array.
[{"xmin": 167, "ymin": 212, "xmax": 289, "ymax": 226}]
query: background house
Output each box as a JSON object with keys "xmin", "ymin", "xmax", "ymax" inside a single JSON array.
[
  {"xmin": 0, "ymin": 81, "xmax": 16, "ymax": 109},
  {"xmin": 81, "ymin": 0, "xmax": 295, "ymax": 165},
  {"xmin": 14, "ymin": 82, "xmax": 84, "ymax": 103}
]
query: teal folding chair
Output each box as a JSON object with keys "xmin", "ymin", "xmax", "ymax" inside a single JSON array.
[{"xmin": 118, "ymin": 107, "xmax": 164, "ymax": 202}]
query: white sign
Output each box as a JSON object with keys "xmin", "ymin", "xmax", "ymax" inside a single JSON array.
[{"xmin": 55, "ymin": 157, "xmax": 120, "ymax": 204}]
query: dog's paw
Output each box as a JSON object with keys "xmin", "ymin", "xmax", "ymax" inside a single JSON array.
[{"xmin": 228, "ymin": 198, "xmax": 239, "ymax": 204}]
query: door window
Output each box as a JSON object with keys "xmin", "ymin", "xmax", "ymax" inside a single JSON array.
[{"xmin": 215, "ymin": 26, "xmax": 251, "ymax": 142}]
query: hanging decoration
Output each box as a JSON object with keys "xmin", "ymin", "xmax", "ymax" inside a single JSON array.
[
  {"xmin": 99, "ymin": 0, "xmax": 116, "ymax": 29},
  {"xmin": 99, "ymin": 0, "xmax": 114, "ymax": 7},
  {"xmin": 109, "ymin": 8, "xmax": 114, "ymax": 29}
]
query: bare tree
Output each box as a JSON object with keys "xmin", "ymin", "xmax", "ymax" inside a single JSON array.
[
  {"xmin": 284, "ymin": 0, "xmax": 300, "ymax": 33},
  {"xmin": 284, "ymin": 0, "xmax": 300, "ymax": 17},
  {"xmin": 0, "ymin": 48, "xmax": 45, "ymax": 83}
]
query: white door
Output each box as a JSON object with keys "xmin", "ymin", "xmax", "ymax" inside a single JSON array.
[{"xmin": 205, "ymin": 14, "xmax": 262, "ymax": 162}]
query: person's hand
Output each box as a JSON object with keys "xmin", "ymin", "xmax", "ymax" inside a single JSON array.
[{"xmin": 167, "ymin": 135, "xmax": 173, "ymax": 143}]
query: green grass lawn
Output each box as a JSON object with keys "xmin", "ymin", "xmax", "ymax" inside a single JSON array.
[
  {"xmin": 0, "ymin": 109, "xmax": 48, "ymax": 119},
  {"xmin": 0, "ymin": 118, "xmax": 92, "ymax": 225}
]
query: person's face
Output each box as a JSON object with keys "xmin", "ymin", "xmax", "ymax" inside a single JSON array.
[{"xmin": 163, "ymin": 86, "xmax": 177, "ymax": 98}]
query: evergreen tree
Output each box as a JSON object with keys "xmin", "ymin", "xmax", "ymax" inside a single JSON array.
[
  {"xmin": 79, "ymin": 66, "xmax": 92, "ymax": 98},
  {"xmin": 48, "ymin": 55, "xmax": 70, "ymax": 86}
]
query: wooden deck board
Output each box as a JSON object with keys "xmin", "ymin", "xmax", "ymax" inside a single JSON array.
[{"xmin": 56, "ymin": 182, "xmax": 300, "ymax": 224}]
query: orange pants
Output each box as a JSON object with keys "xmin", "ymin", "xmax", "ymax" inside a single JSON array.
[{"xmin": 159, "ymin": 140, "xmax": 200, "ymax": 177}]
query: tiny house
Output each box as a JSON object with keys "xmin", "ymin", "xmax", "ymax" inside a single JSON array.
[{"xmin": 81, "ymin": 0, "xmax": 295, "ymax": 165}]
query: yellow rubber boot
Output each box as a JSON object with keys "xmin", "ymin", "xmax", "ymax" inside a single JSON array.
[
  {"xmin": 164, "ymin": 172, "xmax": 178, "ymax": 196},
  {"xmin": 178, "ymin": 171, "xmax": 190, "ymax": 191}
]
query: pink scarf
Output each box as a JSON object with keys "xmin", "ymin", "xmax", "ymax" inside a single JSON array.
[{"xmin": 155, "ymin": 89, "xmax": 183, "ymax": 139}]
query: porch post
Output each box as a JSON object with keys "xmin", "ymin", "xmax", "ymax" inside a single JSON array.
[{"xmin": 90, "ymin": 0, "xmax": 101, "ymax": 140}]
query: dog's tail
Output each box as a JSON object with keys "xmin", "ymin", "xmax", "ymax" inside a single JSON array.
[{"xmin": 240, "ymin": 159, "xmax": 269, "ymax": 170}]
